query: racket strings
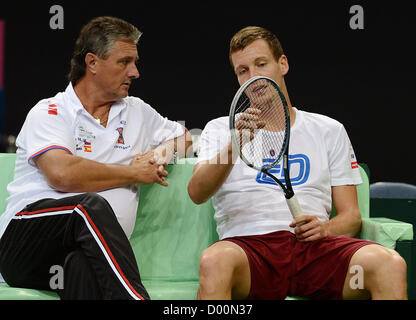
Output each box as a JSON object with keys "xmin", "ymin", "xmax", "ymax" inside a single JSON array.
[{"xmin": 234, "ymin": 79, "xmax": 288, "ymax": 169}]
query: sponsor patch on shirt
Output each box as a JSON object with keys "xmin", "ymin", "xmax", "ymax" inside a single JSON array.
[
  {"xmin": 75, "ymin": 126, "xmax": 96, "ymax": 152},
  {"xmin": 256, "ymin": 154, "xmax": 311, "ymax": 187},
  {"xmin": 83, "ymin": 140, "xmax": 92, "ymax": 152},
  {"xmin": 48, "ymin": 104, "xmax": 58, "ymax": 115},
  {"xmin": 350, "ymin": 144, "xmax": 358, "ymax": 169}
]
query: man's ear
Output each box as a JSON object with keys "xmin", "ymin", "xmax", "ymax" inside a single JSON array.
[
  {"xmin": 278, "ymin": 55, "xmax": 289, "ymax": 76},
  {"xmin": 85, "ymin": 53, "xmax": 98, "ymax": 75}
]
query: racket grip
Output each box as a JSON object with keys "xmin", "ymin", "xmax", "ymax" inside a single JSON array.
[{"xmin": 286, "ymin": 195, "xmax": 303, "ymax": 219}]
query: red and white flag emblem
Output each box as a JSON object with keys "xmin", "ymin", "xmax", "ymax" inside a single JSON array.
[
  {"xmin": 48, "ymin": 104, "xmax": 58, "ymax": 115},
  {"xmin": 84, "ymin": 141, "xmax": 92, "ymax": 152}
]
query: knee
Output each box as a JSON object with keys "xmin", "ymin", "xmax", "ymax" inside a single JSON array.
[
  {"xmin": 80, "ymin": 192, "xmax": 109, "ymax": 207},
  {"xmin": 198, "ymin": 246, "xmax": 235, "ymax": 296},
  {"xmin": 199, "ymin": 245, "xmax": 241, "ymax": 282},
  {"xmin": 360, "ymin": 246, "xmax": 407, "ymax": 297},
  {"xmin": 385, "ymin": 250, "xmax": 407, "ymax": 278},
  {"xmin": 77, "ymin": 192, "xmax": 115, "ymax": 220},
  {"xmin": 352, "ymin": 245, "xmax": 407, "ymax": 283},
  {"xmin": 199, "ymin": 248, "xmax": 225, "ymax": 278},
  {"xmin": 367, "ymin": 247, "xmax": 407, "ymax": 278}
]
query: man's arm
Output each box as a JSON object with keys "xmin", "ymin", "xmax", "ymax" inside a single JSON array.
[
  {"xmin": 152, "ymin": 128, "xmax": 193, "ymax": 165},
  {"xmin": 188, "ymin": 108, "xmax": 265, "ymax": 204},
  {"xmin": 36, "ymin": 129, "xmax": 193, "ymax": 193},
  {"xmin": 325, "ymin": 185, "xmax": 362, "ymax": 237},
  {"xmin": 188, "ymin": 141, "xmax": 238, "ymax": 204},
  {"xmin": 35, "ymin": 149, "xmax": 169, "ymax": 193},
  {"xmin": 290, "ymin": 185, "xmax": 362, "ymax": 241}
]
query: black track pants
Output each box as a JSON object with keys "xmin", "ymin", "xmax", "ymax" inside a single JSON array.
[{"xmin": 0, "ymin": 192, "xmax": 150, "ymax": 300}]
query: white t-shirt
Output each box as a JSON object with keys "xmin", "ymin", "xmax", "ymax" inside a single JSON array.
[
  {"xmin": 196, "ymin": 108, "xmax": 362, "ymax": 240},
  {"xmin": 0, "ymin": 83, "xmax": 185, "ymax": 240}
]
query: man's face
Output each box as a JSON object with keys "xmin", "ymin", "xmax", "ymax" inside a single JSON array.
[
  {"xmin": 94, "ymin": 39, "xmax": 140, "ymax": 100},
  {"xmin": 231, "ymin": 39, "xmax": 287, "ymax": 88}
]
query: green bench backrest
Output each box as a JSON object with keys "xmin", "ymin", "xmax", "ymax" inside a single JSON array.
[
  {"xmin": 0, "ymin": 153, "xmax": 17, "ymax": 215},
  {"xmin": 131, "ymin": 158, "xmax": 218, "ymax": 282}
]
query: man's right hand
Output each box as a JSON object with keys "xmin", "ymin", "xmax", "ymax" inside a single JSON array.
[
  {"xmin": 131, "ymin": 152, "xmax": 169, "ymax": 187},
  {"xmin": 235, "ymin": 107, "xmax": 265, "ymax": 146}
]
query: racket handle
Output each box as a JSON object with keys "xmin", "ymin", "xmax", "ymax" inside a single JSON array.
[{"xmin": 286, "ymin": 195, "xmax": 303, "ymax": 219}]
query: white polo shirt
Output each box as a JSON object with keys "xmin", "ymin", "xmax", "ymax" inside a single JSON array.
[
  {"xmin": 0, "ymin": 83, "xmax": 185, "ymax": 240},
  {"xmin": 196, "ymin": 108, "xmax": 362, "ymax": 240}
]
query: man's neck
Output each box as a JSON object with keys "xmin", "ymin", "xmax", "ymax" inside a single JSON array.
[
  {"xmin": 280, "ymin": 79, "xmax": 296, "ymax": 127},
  {"xmin": 73, "ymin": 77, "xmax": 114, "ymax": 117}
]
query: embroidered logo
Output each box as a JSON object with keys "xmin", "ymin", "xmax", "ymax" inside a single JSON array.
[
  {"xmin": 116, "ymin": 127, "xmax": 125, "ymax": 145},
  {"xmin": 114, "ymin": 124, "xmax": 131, "ymax": 151}
]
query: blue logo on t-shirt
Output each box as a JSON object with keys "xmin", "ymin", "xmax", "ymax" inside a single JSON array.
[{"xmin": 256, "ymin": 154, "xmax": 310, "ymax": 186}]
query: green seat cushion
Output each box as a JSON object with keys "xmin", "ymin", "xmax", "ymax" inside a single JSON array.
[
  {"xmin": 142, "ymin": 280, "xmax": 198, "ymax": 300},
  {"xmin": 0, "ymin": 283, "xmax": 58, "ymax": 300}
]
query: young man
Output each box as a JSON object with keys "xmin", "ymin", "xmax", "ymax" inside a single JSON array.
[
  {"xmin": 188, "ymin": 26, "xmax": 407, "ymax": 300},
  {"xmin": 0, "ymin": 16, "xmax": 192, "ymax": 299}
]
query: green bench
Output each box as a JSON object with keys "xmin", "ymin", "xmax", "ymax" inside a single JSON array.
[{"xmin": 0, "ymin": 153, "xmax": 413, "ymax": 299}]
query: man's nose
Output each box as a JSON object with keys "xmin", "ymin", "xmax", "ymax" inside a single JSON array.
[
  {"xmin": 129, "ymin": 64, "xmax": 140, "ymax": 79},
  {"xmin": 249, "ymin": 69, "xmax": 261, "ymax": 79}
]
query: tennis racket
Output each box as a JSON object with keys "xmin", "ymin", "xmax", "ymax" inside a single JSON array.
[{"xmin": 229, "ymin": 76, "xmax": 304, "ymax": 220}]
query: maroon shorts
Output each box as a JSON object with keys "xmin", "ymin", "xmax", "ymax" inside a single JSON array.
[{"xmin": 222, "ymin": 230, "xmax": 376, "ymax": 300}]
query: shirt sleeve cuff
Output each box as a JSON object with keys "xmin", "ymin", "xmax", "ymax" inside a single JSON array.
[{"xmin": 28, "ymin": 145, "xmax": 73, "ymax": 166}]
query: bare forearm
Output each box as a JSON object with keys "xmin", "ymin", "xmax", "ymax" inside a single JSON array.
[
  {"xmin": 326, "ymin": 185, "xmax": 363, "ymax": 237},
  {"xmin": 43, "ymin": 156, "xmax": 138, "ymax": 192},
  {"xmin": 188, "ymin": 142, "xmax": 237, "ymax": 204},
  {"xmin": 36, "ymin": 149, "xmax": 166, "ymax": 193},
  {"xmin": 155, "ymin": 130, "xmax": 193, "ymax": 164},
  {"xmin": 55, "ymin": 159, "xmax": 139, "ymax": 192},
  {"xmin": 292, "ymin": 185, "xmax": 362, "ymax": 242},
  {"xmin": 323, "ymin": 209, "xmax": 362, "ymax": 237}
]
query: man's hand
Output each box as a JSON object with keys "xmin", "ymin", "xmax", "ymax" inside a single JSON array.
[
  {"xmin": 235, "ymin": 107, "xmax": 266, "ymax": 146},
  {"xmin": 289, "ymin": 214, "xmax": 329, "ymax": 242},
  {"xmin": 131, "ymin": 151, "xmax": 169, "ymax": 187}
]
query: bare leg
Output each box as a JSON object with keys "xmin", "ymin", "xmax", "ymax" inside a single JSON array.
[
  {"xmin": 197, "ymin": 241, "xmax": 251, "ymax": 300},
  {"xmin": 342, "ymin": 244, "xmax": 407, "ymax": 300}
]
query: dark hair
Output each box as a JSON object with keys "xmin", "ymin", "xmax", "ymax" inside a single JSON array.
[
  {"xmin": 68, "ymin": 16, "xmax": 142, "ymax": 85},
  {"xmin": 229, "ymin": 26, "xmax": 284, "ymax": 68}
]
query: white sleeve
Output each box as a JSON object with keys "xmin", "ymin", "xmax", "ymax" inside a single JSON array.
[
  {"xmin": 196, "ymin": 119, "xmax": 230, "ymax": 164},
  {"xmin": 328, "ymin": 124, "xmax": 362, "ymax": 186},
  {"xmin": 19, "ymin": 101, "xmax": 75, "ymax": 166},
  {"xmin": 142, "ymin": 103, "xmax": 185, "ymax": 149}
]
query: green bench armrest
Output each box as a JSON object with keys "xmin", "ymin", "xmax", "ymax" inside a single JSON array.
[{"xmin": 360, "ymin": 217, "xmax": 414, "ymax": 249}]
